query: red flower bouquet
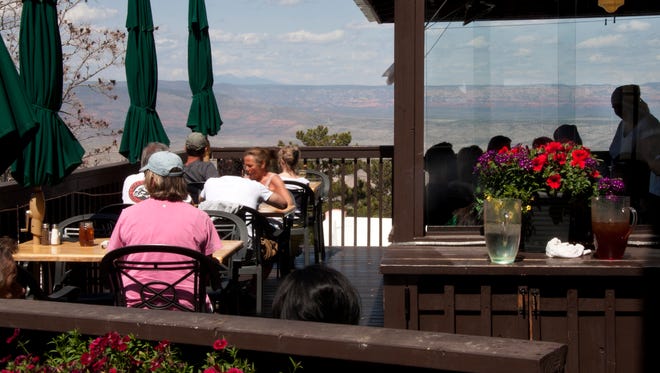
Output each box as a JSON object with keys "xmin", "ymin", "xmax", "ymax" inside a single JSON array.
[{"xmin": 475, "ymin": 141, "xmax": 624, "ymax": 211}]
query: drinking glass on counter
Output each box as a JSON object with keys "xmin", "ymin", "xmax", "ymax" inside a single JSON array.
[{"xmin": 484, "ymin": 198, "xmax": 522, "ymax": 264}]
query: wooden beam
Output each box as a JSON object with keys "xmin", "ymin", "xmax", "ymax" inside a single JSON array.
[
  {"xmin": 392, "ymin": 0, "xmax": 426, "ymax": 242},
  {"xmin": 0, "ymin": 299, "xmax": 567, "ymax": 373}
]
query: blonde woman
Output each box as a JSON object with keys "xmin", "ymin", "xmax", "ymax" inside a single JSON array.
[
  {"xmin": 243, "ymin": 147, "xmax": 295, "ymax": 209},
  {"xmin": 278, "ymin": 145, "xmax": 310, "ymax": 185}
]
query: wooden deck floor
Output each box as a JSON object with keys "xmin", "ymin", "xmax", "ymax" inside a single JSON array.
[{"xmin": 261, "ymin": 246, "xmax": 385, "ymax": 327}]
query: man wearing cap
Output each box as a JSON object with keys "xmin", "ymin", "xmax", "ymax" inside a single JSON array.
[
  {"xmin": 184, "ymin": 132, "xmax": 218, "ymax": 182},
  {"xmin": 183, "ymin": 132, "xmax": 219, "ymax": 204},
  {"xmin": 107, "ymin": 151, "xmax": 222, "ymax": 311}
]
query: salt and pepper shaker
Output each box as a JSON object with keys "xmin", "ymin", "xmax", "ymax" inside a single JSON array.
[
  {"xmin": 40, "ymin": 223, "xmax": 50, "ymax": 245},
  {"xmin": 50, "ymin": 223, "xmax": 61, "ymax": 245}
]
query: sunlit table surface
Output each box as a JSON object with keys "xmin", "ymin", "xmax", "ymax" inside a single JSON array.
[
  {"xmin": 15, "ymin": 239, "xmax": 243, "ymax": 264},
  {"xmin": 258, "ymin": 203, "xmax": 296, "ymax": 217},
  {"xmin": 309, "ymin": 181, "xmax": 321, "ymax": 193}
]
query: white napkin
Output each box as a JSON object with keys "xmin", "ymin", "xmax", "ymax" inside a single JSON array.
[{"xmin": 545, "ymin": 237, "xmax": 592, "ymax": 258}]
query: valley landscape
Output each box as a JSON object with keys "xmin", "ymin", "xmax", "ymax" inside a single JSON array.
[{"xmin": 77, "ymin": 81, "xmax": 660, "ymax": 165}]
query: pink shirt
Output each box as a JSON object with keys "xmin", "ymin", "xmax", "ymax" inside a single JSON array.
[{"xmin": 107, "ymin": 198, "xmax": 222, "ymax": 311}]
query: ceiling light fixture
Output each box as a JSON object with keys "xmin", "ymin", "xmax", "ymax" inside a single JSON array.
[{"xmin": 598, "ymin": 0, "xmax": 624, "ymax": 13}]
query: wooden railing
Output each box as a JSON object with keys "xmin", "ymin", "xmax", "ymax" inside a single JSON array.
[
  {"xmin": 0, "ymin": 146, "xmax": 393, "ymax": 247},
  {"xmin": 0, "ymin": 299, "xmax": 567, "ymax": 372}
]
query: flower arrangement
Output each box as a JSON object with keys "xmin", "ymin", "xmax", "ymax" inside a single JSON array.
[
  {"xmin": 1, "ymin": 328, "xmax": 301, "ymax": 373},
  {"xmin": 474, "ymin": 141, "xmax": 624, "ymax": 212}
]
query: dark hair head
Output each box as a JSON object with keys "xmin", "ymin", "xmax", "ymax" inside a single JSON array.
[
  {"xmin": 532, "ymin": 136, "xmax": 553, "ymax": 148},
  {"xmin": 0, "ymin": 236, "xmax": 24, "ymax": 299},
  {"xmin": 553, "ymin": 124, "xmax": 582, "ymax": 145},
  {"xmin": 272, "ymin": 264, "xmax": 361, "ymax": 324},
  {"xmin": 611, "ymin": 84, "xmax": 642, "ymax": 119},
  {"xmin": 487, "ymin": 135, "xmax": 511, "ymax": 152}
]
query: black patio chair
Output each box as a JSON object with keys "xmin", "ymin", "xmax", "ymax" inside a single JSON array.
[
  {"xmin": 186, "ymin": 181, "xmax": 206, "ymax": 205},
  {"xmin": 51, "ymin": 213, "xmax": 120, "ymax": 301},
  {"xmin": 202, "ymin": 203, "xmax": 275, "ymax": 315},
  {"xmin": 284, "ymin": 180, "xmax": 315, "ymax": 265},
  {"xmin": 100, "ymin": 245, "xmax": 222, "ymax": 313},
  {"xmin": 16, "ymin": 265, "xmax": 80, "ymax": 302},
  {"xmin": 97, "ymin": 203, "xmax": 132, "ymax": 215},
  {"xmin": 302, "ymin": 169, "xmax": 329, "ymax": 262},
  {"xmin": 203, "ymin": 209, "xmax": 251, "ymax": 314}
]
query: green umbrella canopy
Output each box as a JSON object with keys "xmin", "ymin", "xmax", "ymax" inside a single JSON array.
[
  {"xmin": 0, "ymin": 36, "xmax": 38, "ymax": 173},
  {"xmin": 186, "ymin": 0, "xmax": 222, "ymax": 136},
  {"xmin": 120, "ymin": 0, "xmax": 169, "ymax": 164},
  {"xmin": 11, "ymin": 0, "xmax": 83, "ymax": 187}
]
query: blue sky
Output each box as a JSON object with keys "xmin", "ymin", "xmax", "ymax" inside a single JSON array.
[
  {"xmin": 68, "ymin": 2, "xmax": 660, "ymax": 87},
  {"xmin": 425, "ymin": 16, "xmax": 660, "ymax": 86},
  {"xmin": 71, "ymin": 0, "xmax": 394, "ymax": 86}
]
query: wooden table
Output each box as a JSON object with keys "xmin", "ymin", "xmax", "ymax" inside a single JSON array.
[
  {"xmin": 309, "ymin": 181, "xmax": 321, "ymax": 194},
  {"xmin": 381, "ymin": 244, "xmax": 660, "ymax": 373},
  {"xmin": 16, "ymin": 239, "xmax": 244, "ymax": 264},
  {"xmin": 258, "ymin": 203, "xmax": 296, "ymax": 217},
  {"xmin": 16, "ymin": 239, "xmax": 244, "ymax": 295}
]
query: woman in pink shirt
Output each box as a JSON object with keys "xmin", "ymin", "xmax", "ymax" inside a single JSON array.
[{"xmin": 107, "ymin": 151, "xmax": 222, "ymax": 311}]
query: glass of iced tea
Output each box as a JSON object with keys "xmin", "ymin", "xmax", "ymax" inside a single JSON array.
[
  {"xmin": 591, "ymin": 196, "xmax": 637, "ymax": 259},
  {"xmin": 78, "ymin": 221, "xmax": 95, "ymax": 246}
]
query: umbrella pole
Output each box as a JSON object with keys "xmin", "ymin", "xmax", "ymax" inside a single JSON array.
[{"xmin": 29, "ymin": 186, "xmax": 46, "ymax": 244}]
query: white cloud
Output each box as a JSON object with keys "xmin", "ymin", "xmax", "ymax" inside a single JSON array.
[
  {"xmin": 615, "ymin": 20, "xmax": 650, "ymax": 32},
  {"xmin": 514, "ymin": 48, "xmax": 531, "ymax": 57},
  {"xmin": 513, "ymin": 35, "xmax": 536, "ymax": 44},
  {"xmin": 276, "ymin": 0, "xmax": 302, "ymax": 5},
  {"xmin": 155, "ymin": 36, "xmax": 179, "ymax": 51},
  {"xmin": 577, "ymin": 34, "xmax": 624, "ymax": 48},
  {"xmin": 467, "ymin": 36, "xmax": 488, "ymax": 48},
  {"xmin": 279, "ymin": 29, "xmax": 345, "ymax": 43},
  {"xmin": 65, "ymin": 2, "xmax": 117, "ymax": 23},
  {"xmin": 209, "ymin": 30, "xmax": 265, "ymax": 45},
  {"xmin": 588, "ymin": 53, "xmax": 613, "ymax": 63},
  {"xmin": 162, "ymin": 67, "xmax": 187, "ymax": 81}
]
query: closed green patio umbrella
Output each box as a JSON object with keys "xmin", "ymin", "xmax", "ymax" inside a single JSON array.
[
  {"xmin": 186, "ymin": 0, "xmax": 222, "ymax": 136},
  {"xmin": 120, "ymin": 0, "xmax": 169, "ymax": 164},
  {"xmin": 0, "ymin": 36, "xmax": 38, "ymax": 172},
  {"xmin": 11, "ymin": 0, "xmax": 84, "ymax": 242}
]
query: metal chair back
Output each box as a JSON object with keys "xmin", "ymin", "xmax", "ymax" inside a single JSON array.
[{"xmin": 101, "ymin": 245, "xmax": 220, "ymax": 312}]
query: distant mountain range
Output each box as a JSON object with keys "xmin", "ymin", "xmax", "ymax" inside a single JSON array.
[
  {"xmin": 76, "ymin": 81, "xmax": 660, "ymax": 164},
  {"xmin": 77, "ymin": 81, "xmax": 395, "ymax": 164}
]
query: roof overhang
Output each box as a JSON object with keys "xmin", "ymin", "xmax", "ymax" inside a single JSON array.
[{"xmin": 354, "ymin": 0, "xmax": 660, "ymax": 24}]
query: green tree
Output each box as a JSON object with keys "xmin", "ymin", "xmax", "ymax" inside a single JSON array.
[
  {"xmin": 278, "ymin": 125, "xmax": 352, "ymax": 147},
  {"xmin": 0, "ymin": 0, "xmax": 126, "ymax": 168}
]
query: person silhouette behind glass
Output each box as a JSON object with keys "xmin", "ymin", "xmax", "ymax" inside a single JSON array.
[
  {"xmin": 424, "ymin": 142, "xmax": 457, "ymax": 225},
  {"xmin": 609, "ymin": 84, "xmax": 660, "ymax": 225},
  {"xmin": 553, "ymin": 124, "xmax": 583, "ymax": 145},
  {"xmin": 486, "ymin": 135, "xmax": 511, "ymax": 152}
]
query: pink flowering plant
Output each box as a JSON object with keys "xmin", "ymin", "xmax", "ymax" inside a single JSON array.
[
  {"xmin": 1, "ymin": 328, "xmax": 300, "ymax": 373},
  {"xmin": 474, "ymin": 141, "xmax": 624, "ymax": 212}
]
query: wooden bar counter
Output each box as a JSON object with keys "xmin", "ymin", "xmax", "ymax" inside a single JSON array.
[{"xmin": 381, "ymin": 244, "xmax": 660, "ymax": 373}]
